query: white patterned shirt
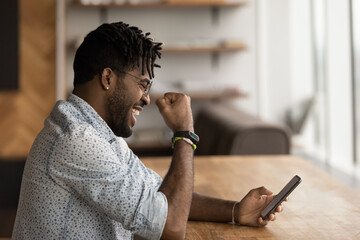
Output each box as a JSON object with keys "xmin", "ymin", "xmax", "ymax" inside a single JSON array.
[{"xmin": 12, "ymin": 94, "xmax": 168, "ymax": 240}]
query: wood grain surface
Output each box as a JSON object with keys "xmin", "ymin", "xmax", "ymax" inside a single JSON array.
[
  {"xmin": 0, "ymin": 0, "xmax": 56, "ymax": 159},
  {"xmin": 142, "ymin": 155, "xmax": 360, "ymax": 240}
]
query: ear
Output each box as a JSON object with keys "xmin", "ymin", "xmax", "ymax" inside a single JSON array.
[{"xmin": 100, "ymin": 67, "xmax": 114, "ymax": 91}]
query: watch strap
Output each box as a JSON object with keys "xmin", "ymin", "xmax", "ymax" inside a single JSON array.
[
  {"xmin": 173, "ymin": 131, "xmax": 199, "ymax": 144},
  {"xmin": 172, "ymin": 137, "xmax": 197, "ymax": 150}
]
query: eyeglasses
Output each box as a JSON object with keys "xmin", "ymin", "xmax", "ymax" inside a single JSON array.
[{"xmin": 119, "ymin": 71, "xmax": 153, "ymax": 96}]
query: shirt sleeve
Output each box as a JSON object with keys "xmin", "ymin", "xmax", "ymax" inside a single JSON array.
[{"xmin": 48, "ymin": 125, "xmax": 167, "ymax": 240}]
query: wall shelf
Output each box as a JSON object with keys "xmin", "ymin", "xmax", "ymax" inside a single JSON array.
[
  {"xmin": 163, "ymin": 43, "xmax": 246, "ymax": 53},
  {"xmin": 150, "ymin": 90, "xmax": 247, "ymax": 101},
  {"xmin": 68, "ymin": 38, "xmax": 246, "ymax": 54},
  {"xmin": 72, "ymin": 0, "xmax": 246, "ymax": 9}
]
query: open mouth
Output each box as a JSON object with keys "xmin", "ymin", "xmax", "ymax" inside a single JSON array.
[
  {"xmin": 132, "ymin": 108, "xmax": 140, "ymax": 116},
  {"xmin": 132, "ymin": 104, "xmax": 143, "ymax": 116},
  {"xmin": 131, "ymin": 105, "xmax": 143, "ymax": 127}
]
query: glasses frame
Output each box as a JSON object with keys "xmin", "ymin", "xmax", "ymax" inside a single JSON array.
[{"xmin": 118, "ymin": 70, "xmax": 153, "ymax": 96}]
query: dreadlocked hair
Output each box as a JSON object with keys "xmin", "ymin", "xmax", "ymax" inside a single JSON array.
[{"xmin": 73, "ymin": 21, "xmax": 162, "ymax": 86}]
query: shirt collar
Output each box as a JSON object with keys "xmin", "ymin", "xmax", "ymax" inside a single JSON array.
[{"xmin": 67, "ymin": 94, "xmax": 117, "ymax": 143}]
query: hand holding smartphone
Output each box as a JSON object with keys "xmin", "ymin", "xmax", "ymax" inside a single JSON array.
[{"xmin": 260, "ymin": 175, "xmax": 302, "ymax": 220}]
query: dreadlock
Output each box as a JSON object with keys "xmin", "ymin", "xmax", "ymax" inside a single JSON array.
[{"xmin": 73, "ymin": 22, "xmax": 162, "ymax": 86}]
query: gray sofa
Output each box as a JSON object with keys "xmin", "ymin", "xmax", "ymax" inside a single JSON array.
[{"xmin": 194, "ymin": 103, "xmax": 291, "ymax": 155}]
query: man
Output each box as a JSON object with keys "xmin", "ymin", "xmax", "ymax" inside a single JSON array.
[{"xmin": 12, "ymin": 22, "xmax": 283, "ymax": 240}]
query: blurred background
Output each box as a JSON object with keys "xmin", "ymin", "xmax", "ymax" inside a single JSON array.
[{"xmin": 0, "ymin": 0, "xmax": 359, "ymax": 237}]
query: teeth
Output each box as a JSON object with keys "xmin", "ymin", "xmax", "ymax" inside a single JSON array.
[{"xmin": 133, "ymin": 109, "xmax": 140, "ymax": 116}]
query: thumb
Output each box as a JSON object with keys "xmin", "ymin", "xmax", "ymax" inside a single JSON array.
[
  {"xmin": 264, "ymin": 194, "xmax": 275, "ymax": 205},
  {"xmin": 156, "ymin": 98, "xmax": 166, "ymax": 111},
  {"xmin": 256, "ymin": 186, "xmax": 273, "ymax": 196}
]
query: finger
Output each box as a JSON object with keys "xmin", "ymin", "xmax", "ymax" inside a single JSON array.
[
  {"xmin": 156, "ymin": 97, "xmax": 165, "ymax": 105},
  {"xmin": 155, "ymin": 98, "xmax": 166, "ymax": 111},
  {"xmin": 257, "ymin": 186, "xmax": 273, "ymax": 196},
  {"xmin": 258, "ymin": 217, "xmax": 268, "ymax": 227},
  {"xmin": 164, "ymin": 92, "xmax": 184, "ymax": 104},
  {"xmin": 163, "ymin": 93, "xmax": 174, "ymax": 104},
  {"xmin": 163, "ymin": 92, "xmax": 177, "ymax": 99},
  {"xmin": 275, "ymin": 205, "xmax": 283, "ymax": 213},
  {"xmin": 268, "ymin": 213, "xmax": 277, "ymax": 221},
  {"xmin": 284, "ymin": 197, "xmax": 289, "ymax": 201}
]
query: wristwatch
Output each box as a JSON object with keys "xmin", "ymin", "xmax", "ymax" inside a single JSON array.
[{"xmin": 173, "ymin": 131, "xmax": 200, "ymax": 144}]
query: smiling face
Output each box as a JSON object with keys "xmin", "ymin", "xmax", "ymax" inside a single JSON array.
[{"xmin": 105, "ymin": 68, "xmax": 150, "ymax": 138}]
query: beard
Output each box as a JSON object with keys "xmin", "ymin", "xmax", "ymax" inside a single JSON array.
[{"xmin": 106, "ymin": 83, "xmax": 134, "ymax": 138}]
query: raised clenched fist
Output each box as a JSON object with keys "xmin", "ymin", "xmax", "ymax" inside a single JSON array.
[{"xmin": 156, "ymin": 92, "xmax": 194, "ymax": 133}]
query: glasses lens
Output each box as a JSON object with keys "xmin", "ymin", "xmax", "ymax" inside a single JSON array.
[{"xmin": 145, "ymin": 81, "xmax": 152, "ymax": 95}]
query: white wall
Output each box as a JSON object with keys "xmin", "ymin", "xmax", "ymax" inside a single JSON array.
[
  {"xmin": 288, "ymin": 0, "xmax": 317, "ymax": 156},
  {"xmin": 257, "ymin": 0, "xmax": 291, "ymax": 123}
]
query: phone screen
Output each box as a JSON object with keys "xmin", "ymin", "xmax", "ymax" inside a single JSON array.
[{"xmin": 260, "ymin": 175, "xmax": 302, "ymax": 220}]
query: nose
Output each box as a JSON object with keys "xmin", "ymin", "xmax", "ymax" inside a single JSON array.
[{"xmin": 141, "ymin": 93, "xmax": 150, "ymax": 106}]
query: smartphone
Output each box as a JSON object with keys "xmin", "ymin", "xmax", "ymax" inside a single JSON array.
[{"xmin": 260, "ymin": 175, "xmax": 302, "ymax": 220}]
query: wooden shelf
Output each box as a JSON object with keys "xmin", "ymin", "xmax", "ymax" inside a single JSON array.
[
  {"xmin": 150, "ymin": 90, "xmax": 247, "ymax": 101},
  {"xmin": 162, "ymin": 43, "xmax": 246, "ymax": 53},
  {"xmin": 68, "ymin": 38, "xmax": 246, "ymax": 53},
  {"xmin": 72, "ymin": 0, "xmax": 246, "ymax": 8}
]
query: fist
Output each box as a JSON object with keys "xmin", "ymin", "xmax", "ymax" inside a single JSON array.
[{"xmin": 156, "ymin": 92, "xmax": 194, "ymax": 132}]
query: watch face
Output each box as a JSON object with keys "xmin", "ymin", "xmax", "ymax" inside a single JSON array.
[
  {"xmin": 174, "ymin": 131, "xmax": 199, "ymax": 143},
  {"xmin": 189, "ymin": 131, "xmax": 199, "ymax": 141}
]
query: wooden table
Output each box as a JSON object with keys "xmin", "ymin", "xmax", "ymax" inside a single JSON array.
[{"xmin": 142, "ymin": 155, "xmax": 360, "ymax": 240}]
